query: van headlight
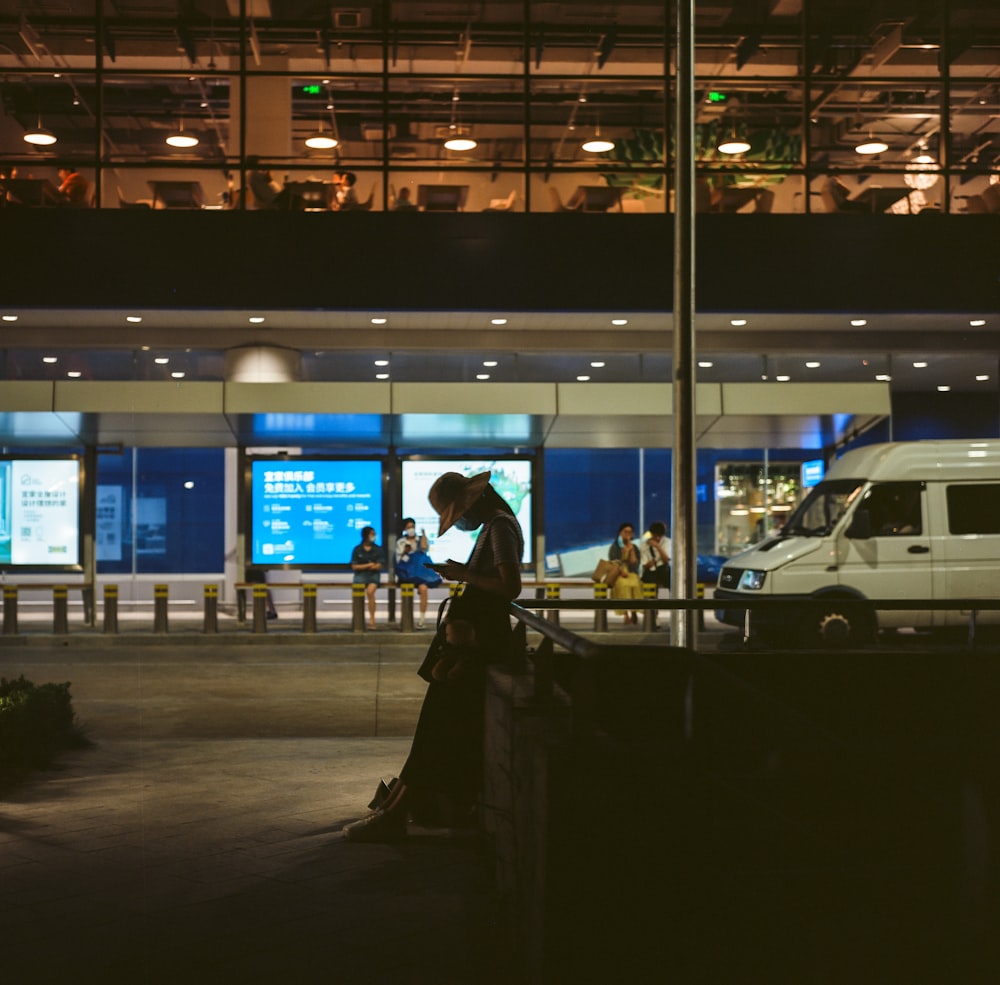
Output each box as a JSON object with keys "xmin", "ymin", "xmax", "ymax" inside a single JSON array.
[{"xmin": 739, "ymin": 569, "xmax": 767, "ymax": 591}]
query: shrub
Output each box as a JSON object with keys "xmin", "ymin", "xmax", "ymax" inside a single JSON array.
[{"xmin": 0, "ymin": 675, "xmax": 88, "ymax": 788}]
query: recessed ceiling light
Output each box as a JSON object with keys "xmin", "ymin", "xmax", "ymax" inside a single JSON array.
[
  {"xmin": 776, "ymin": 375, "xmax": 791, "ymax": 382},
  {"xmin": 126, "ymin": 315, "xmax": 142, "ymax": 323},
  {"xmin": 476, "ymin": 374, "xmax": 490, "ymax": 380},
  {"xmin": 851, "ymin": 319, "xmax": 868, "ymax": 327},
  {"xmin": 42, "ymin": 356, "xmax": 58, "ymax": 364},
  {"xmin": 374, "ymin": 359, "xmax": 389, "ymax": 367},
  {"xmin": 490, "ymin": 318, "xmax": 507, "ymax": 326},
  {"xmin": 875, "ymin": 374, "xmax": 892, "ymax": 381},
  {"xmin": 805, "ymin": 361, "xmax": 821, "ymax": 369},
  {"xmin": 171, "ymin": 371, "xmax": 186, "ymax": 379},
  {"xmin": 970, "ymin": 319, "xmax": 986, "ymax": 327},
  {"xmin": 913, "ymin": 361, "xmax": 928, "ymax": 369},
  {"xmin": 937, "ymin": 385, "xmax": 950, "ymax": 392},
  {"xmin": 576, "ymin": 375, "xmax": 591, "ymax": 382},
  {"xmin": 248, "ymin": 316, "xmax": 265, "ymax": 324},
  {"xmin": 730, "ymin": 319, "xmax": 747, "ymax": 327},
  {"xmin": 375, "ymin": 373, "xmax": 390, "ymax": 380},
  {"xmin": 590, "ymin": 361, "xmax": 606, "ymax": 368},
  {"xmin": 183, "ymin": 481, "xmax": 195, "ymax": 489},
  {"xmin": 2, "ymin": 315, "xmax": 18, "ymax": 322},
  {"xmin": 698, "ymin": 361, "xmax": 713, "ymax": 368},
  {"xmin": 67, "ymin": 371, "xmax": 82, "ymax": 378},
  {"xmin": 976, "ymin": 375, "xmax": 990, "ymax": 382},
  {"xmin": 483, "ymin": 360, "xmax": 498, "ymax": 367},
  {"xmin": 611, "ymin": 318, "xmax": 628, "ymax": 326},
  {"xmin": 371, "ymin": 317, "xmax": 388, "ymax": 325},
  {"xmin": 141, "ymin": 345, "xmax": 150, "ymax": 351},
  {"xmin": 155, "ymin": 357, "xmax": 170, "ymax": 364}
]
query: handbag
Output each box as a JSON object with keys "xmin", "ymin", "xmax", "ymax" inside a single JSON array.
[{"xmin": 591, "ymin": 558, "xmax": 622, "ymax": 587}]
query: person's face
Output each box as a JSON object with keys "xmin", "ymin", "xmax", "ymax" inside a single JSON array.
[
  {"xmin": 403, "ymin": 524, "xmax": 415, "ymax": 538},
  {"xmin": 620, "ymin": 526, "xmax": 634, "ymax": 541},
  {"xmin": 365, "ymin": 530, "xmax": 376, "ymax": 543}
]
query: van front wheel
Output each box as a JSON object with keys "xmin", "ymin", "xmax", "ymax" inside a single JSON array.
[{"xmin": 805, "ymin": 598, "xmax": 877, "ymax": 649}]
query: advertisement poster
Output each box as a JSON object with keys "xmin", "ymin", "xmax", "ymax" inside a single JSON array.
[
  {"xmin": 1, "ymin": 460, "xmax": 80, "ymax": 566},
  {"xmin": 96, "ymin": 485, "xmax": 123, "ymax": 562},
  {"xmin": 401, "ymin": 459, "xmax": 532, "ymax": 566},
  {"xmin": 251, "ymin": 460, "xmax": 382, "ymax": 565}
]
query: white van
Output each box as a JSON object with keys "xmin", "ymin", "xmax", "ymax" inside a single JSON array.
[{"xmin": 714, "ymin": 439, "xmax": 1000, "ymax": 645}]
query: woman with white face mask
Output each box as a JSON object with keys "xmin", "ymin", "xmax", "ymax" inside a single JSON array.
[
  {"xmin": 394, "ymin": 517, "xmax": 441, "ymax": 629},
  {"xmin": 350, "ymin": 525, "xmax": 385, "ymax": 630}
]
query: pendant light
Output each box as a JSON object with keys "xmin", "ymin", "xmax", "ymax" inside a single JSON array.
[
  {"xmin": 717, "ymin": 125, "xmax": 751, "ymax": 155},
  {"xmin": 581, "ymin": 114, "xmax": 614, "ymax": 153},
  {"xmin": 165, "ymin": 118, "xmax": 199, "ymax": 148},
  {"xmin": 855, "ymin": 130, "xmax": 888, "ymax": 155},
  {"xmin": 305, "ymin": 119, "xmax": 338, "ymax": 150},
  {"xmin": 443, "ymin": 89, "xmax": 477, "ymax": 152},
  {"xmin": 23, "ymin": 112, "xmax": 57, "ymax": 146}
]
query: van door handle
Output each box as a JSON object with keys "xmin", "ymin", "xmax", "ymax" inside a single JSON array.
[{"xmin": 907, "ymin": 545, "xmax": 930, "ymax": 554}]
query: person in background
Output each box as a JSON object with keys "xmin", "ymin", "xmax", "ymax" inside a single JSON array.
[
  {"xmin": 343, "ymin": 470, "xmax": 523, "ymax": 842},
  {"xmin": 245, "ymin": 565, "xmax": 278, "ymax": 620},
  {"xmin": 393, "ymin": 185, "xmax": 418, "ymax": 211},
  {"xmin": 57, "ymin": 166, "xmax": 90, "ymax": 207},
  {"xmin": 334, "ymin": 171, "xmax": 358, "ymax": 210},
  {"xmin": 351, "ymin": 525, "xmax": 385, "ymax": 630},
  {"xmin": 245, "ymin": 155, "xmax": 288, "ymax": 209},
  {"xmin": 395, "ymin": 517, "xmax": 442, "ymax": 629},
  {"xmin": 609, "ymin": 521, "xmax": 642, "ymax": 625},
  {"xmin": 640, "ymin": 520, "xmax": 671, "ymax": 630}
]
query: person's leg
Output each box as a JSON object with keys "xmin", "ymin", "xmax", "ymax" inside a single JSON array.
[
  {"xmin": 366, "ymin": 581, "xmax": 377, "ymax": 628},
  {"xmin": 418, "ymin": 583, "xmax": 428, "ymax": 627}
]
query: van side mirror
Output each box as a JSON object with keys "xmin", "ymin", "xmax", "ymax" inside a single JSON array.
[{"xmin": 846, "ymin": 509, "xmax": 872, "ymax": 540}]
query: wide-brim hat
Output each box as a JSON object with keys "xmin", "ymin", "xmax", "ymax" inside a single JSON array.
[{"xmin": 428, "ymin": 470, "xmax": 492, "ymax": 536}]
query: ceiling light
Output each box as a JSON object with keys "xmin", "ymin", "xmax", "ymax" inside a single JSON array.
[
  {"xmin": 67, "ymin": 371, "xmax": 82, "ymax": 378},
  {"xmin": 611, "ymin": 318, "xmax": 628, "ymax": 326},
  {"xmin": 2, "ymin": 315, "xmax": 18, "ymax": 322},
  {"xmin": 305, "ymin": 120, "xmax": 338, "ymax": 149},
  {"xmin": 730, "ymin": 319, "xmax": 747, "ymax": 327},
  {"xmin": 806, "ymin": 361, "xmax": 821, "ymax": 368},
  {"xmin": 476, "ymin": 374, "xmax": 490, "ymax": 380},
  {"xmin": 374, "ymin": 359, "xmax": 389, "ymax": 367},
  {"xmin": 855, "ymin": 133, "xmax": 888, "ymax": 155},
  {"xmin": 576, "ymin": 375, "xmax": 591, "ymax": 382},
  {"xmin": 155, "ymin": 357, "xmax": 169, "ymax": 365},
  {"xmin": 590, "ymin": 361, "xmax": 606, "ymax": 368},
  {"xmin": 42, "ymin": 356, "xmax": 57, "ymax": 364},
  {"xmin": 165, "ymin": 121, "xmax": 199, "ymax": 148},
  {"xmin": 248, "ymin": 316, "xmax": 265, "ymax": 324},
  {"xmin": 717, "ymin": 129, "xmax": 751, "ymax": 155},
  {"xmin": 184, "ymin": 481, "xmax": 195, "ymax": 489},
  {"xmin": 443, "ymin": 134, "xmax": 477, "ymax": 152},
  {"xmin": 976, "ymin": 375, "xmax": 990, "ymax": 382},
  {"xmin": 937, "ymin": 385, "xmax": 950, "ymax": 392},
  {"xmin": 171, "ymin": 371, "xmax": 186, "ymax": 379},
  {"xmin": 375, "ymin": 373, "xmax": 390, "ymax": 380},
  {"xmin": 698, "ymin": 361, "xmax": 713, "ymax": 368},
  {"xmin": 23, "ymin": 112, "xmax": 57, "ymax": 145},
  {"xmin": 970, "ymin": 319, "xmax": 986, "ymax": 327},
  {"xmin": 913, "ymin": 361, "xmax": 928, "ymax": 368},
  {"xmin": 581, "ymin": 125, "xmax": 615, "ymax": 153},
  {"xmin": 875, "ymin": 374, "xmax": 892, "ymax": 381},
  {"xmin": 126, "ymin": 315, "xmax": 142, "ymax": 323},
  {"xmin": 490, "ymin": 318, "xmax": 507, "ymax": 325},
  {"xmin": 776, "ymin": 375, "xmax": 791, "ymax": 382},
  {"xmin": 850, "ymin": 319, "xmax": 868, "ymax": 327},
  {"xmin": 370, "ymin": 317, "xmax": 387, "ymax": 325},
  {"xmin": 483, "ymin": 360, "xmax": 498, "ymax": 367}
]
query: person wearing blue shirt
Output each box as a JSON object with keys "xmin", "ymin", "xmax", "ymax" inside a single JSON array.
[{"xmin": 350, "ymin": 526, "xmax": 385, "ymax": 630}]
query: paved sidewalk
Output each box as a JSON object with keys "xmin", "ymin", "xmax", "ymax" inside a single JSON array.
[{"xmin": 0, "ymin": 639, "xmax": 514, "ymax": 985}]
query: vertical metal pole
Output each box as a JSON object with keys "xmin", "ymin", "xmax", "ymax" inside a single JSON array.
[
  {"xmin": 352, "ymin": 583, "xmax": 366, "ymax": 633},
  {"xmin": 593, "ymin": 582, "xmax": 608, "ymax": 632},
  {"xmin": 672, "ymin": 0, "xmax": 698, "ymax": 649},
  {"xmin": 203, "ymin": 583, "xmax": 218, "ymax": 634},
  {"xmin": 103, "ymin": 584, "xmax": 118, "ymax": 635},
  {"xmin": 400, "ymin": 583, "xmax": 414, "ymax": 632},
  {"xmin": 545, "ymin": 583, "xmax": 560, "ymax": 625},
  {"xmin": 303, "ymin": 584, "xmax": 317, "ymax": 633},
  {"xmin": 53, "ymin": 585, "xmax": 69, "ymax": 635},
  {"xmin": 252, "ymin": 585, "xmax": 267, "ymax": 633},
  {"xmin": 153, "ymin": 583, "xmax": 168, "ymax": 634},
  {"xmin": 3, "ymin": 586, "xmax": 18, "ymax": 635}
]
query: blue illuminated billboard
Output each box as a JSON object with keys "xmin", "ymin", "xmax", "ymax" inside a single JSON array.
[
  {"xmin": 801, "ymin": 459, "xmax": 826, "ymax": 488},
  {"xmin": 0, "ymin": 458, "xmax": 81, "ymax": 569},
  {"xmin": 250, "ymin": 459, "xmax": 382, "ymax": 566}
]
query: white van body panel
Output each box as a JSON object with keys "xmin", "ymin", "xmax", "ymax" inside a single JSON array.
[{"xmin": 717, "ymin": 439, "xmax": 1000, "ymax": 633}]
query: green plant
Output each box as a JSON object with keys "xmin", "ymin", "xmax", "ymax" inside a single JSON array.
[{"xmin": 0, "ymin": 675, "xmax": 88, "ymax": 787}]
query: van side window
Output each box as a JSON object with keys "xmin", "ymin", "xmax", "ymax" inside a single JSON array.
[
  {"xmin": 947, "ymin": 485, "xmax": 1000, "ymax": 535},
  {"xmin": 863, "ymin": 482, "xmax": 923, "ymax": 536}
]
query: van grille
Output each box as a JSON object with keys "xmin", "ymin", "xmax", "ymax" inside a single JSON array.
[{"xmin": 719, "ymin": 567, "xmax": 742, "ymax": 590}]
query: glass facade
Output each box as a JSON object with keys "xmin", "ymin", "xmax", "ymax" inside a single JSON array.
[{"xmin": 1, "ymin": 1, "xmax": 995, "ymax": 212}]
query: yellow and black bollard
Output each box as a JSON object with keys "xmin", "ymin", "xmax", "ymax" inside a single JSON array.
[
  {"xmin": 400, "ymin": 583, "xmax": 415, "ymax": 632},
  {"xmin": 303, "ymin": 584, "xmax": 317, "ymax": 634},
  {"xmin": 696, "ymin": 582, "xmax": 705, "ymax": 631},
  {"xmin": 593, "ymin": 582, "xmax": 608, "ymax": 632},
  {"xmin": 252, "ymin": 585, "xmax": 268, "ymax": 633},
  {"xmin": 53, "ymin": 585, "xmax": 69, "ymax": 634},
  {"xmin": 642, "ymin": 581, "xmax": 658, "ymax": 632},
  {"xmin": 3, "ymin": 585, "xmax": 17, "ymax": 636},
  {"xmin": 203, "ymin": 583, "xmax": 218, "ymax": 634},
  {"xmin": 103, "ymin": 584, "xmax": 119, "ymax": 635},
  {"xmin": 545, "ymin": 583, "xmax": 561, "ymax": 625},
  {"xmin": 351, "ymin": 583, "xmax": 366, "ymax": 632},
  {"xmin": 153, "ymin": 583, "xmax": 169, "ymax": 633}
]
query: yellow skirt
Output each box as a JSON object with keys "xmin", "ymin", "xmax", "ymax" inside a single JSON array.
[{"xmin": 611, "ymin": 571, "xmax": 642, "ymax": 614}]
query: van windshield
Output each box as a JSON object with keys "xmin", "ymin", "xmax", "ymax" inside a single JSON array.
[{"xmin": 780, "ymin": 479, "xmax": 865, "ymax": 538}]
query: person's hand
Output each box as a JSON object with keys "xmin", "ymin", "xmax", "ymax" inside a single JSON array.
[{"xmin": 433, "ymin": 559, "xmax": 468, "ymax": 582}]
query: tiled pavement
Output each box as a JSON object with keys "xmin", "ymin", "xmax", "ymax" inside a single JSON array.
[{"xmin": 0, "ymin": 636, "xmax": 516, "ymax": 985}]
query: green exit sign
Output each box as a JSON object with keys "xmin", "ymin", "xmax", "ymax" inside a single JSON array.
[
  {"xmin": 707, "ymin": 91, "xmax": 727, "ymax": 103},
  {"xmin": 302, "ymin": 85, "xmax": 321, "ymax": 95}
]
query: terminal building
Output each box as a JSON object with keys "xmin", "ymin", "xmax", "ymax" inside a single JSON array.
[{"xmin": 0, "ymin": 1, "xmax": 997, "ymax": 603}]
